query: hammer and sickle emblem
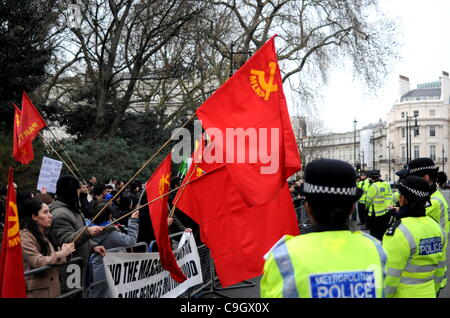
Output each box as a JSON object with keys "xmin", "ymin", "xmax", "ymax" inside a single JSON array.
[
  {"xmin": 15, "ymin": 114, "xmax": 20, "ymax": 127},
  {"xmin": 7, "ymin": 201, "xmax": 20, "ymax": 239},
  {"xmin": 159, "ymin": 174, "xmax": 170, "ymax": 195},
  {"xmin": 250, "ymin": 62, "xmax": 278, "ymax": 101}
]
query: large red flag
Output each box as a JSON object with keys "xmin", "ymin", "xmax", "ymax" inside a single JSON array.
[
  {"xmin": 146, "ymin": 153, "xmax": 187, "ymax": 283},
  {"xmin": 0, "ymin": 167, "xmax": 27, "ymax": 298},
  {"xmin": 175, "ymin": 141, "xmax": 299, "ymax": 287},
  {"xmin": 18, "ymin": 92, "xmax": 47, "ymax": 149},
  {"xmin": 12, "ymin": 104, "xmax": 34, "ymax": 164},
  {"xmin": 196, "ymin": 35, "xmax": 301, "ymax": 207}
]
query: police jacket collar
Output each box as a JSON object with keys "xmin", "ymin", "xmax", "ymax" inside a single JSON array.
[{"xmin": 309, "ymin": 223, "xmax": 350, "ymax": 233}]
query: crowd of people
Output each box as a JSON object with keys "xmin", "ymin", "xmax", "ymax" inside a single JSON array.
[
  {"xmin": 0, "ymin": 175, "xmax": 198, "ymax": 298},
  {"xmin": 2, "ymin": 155, "xmax": 450, "ymax": 298}
]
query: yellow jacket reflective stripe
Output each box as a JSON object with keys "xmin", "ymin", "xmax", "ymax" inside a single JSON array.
[
  {"xmin": 366, "ymin": 181, "xmax": 390, "ymax": 217},
  {"xmin": 382, "ymin": 217, "xmax": 445, "ymax": 298},
  {"xmin": 426, "ymin": 190, "xmax": 449, "ymax": 289},
  {"xmin": 261, "ymin": 231, "xmax": 387, "ymax": 298}
]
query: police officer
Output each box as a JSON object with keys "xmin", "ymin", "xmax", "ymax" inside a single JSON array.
[
  {"xmin": 365, "ymin": 170, "xmax": 392, "ymax": 241},
  {"xmin": 407, "ymin": 158, "xmax": 449, "ymax": 290},
  {"xmin": 382, "ymin": 176, "xmax": 445, "ymax": 298},
  {"xmin": 357, "ymin": 172, "xmax": 370, "ymax": 229},
  {"xmin": 260, "ymin": 159, "xmax": 387, "ymax": 298}
]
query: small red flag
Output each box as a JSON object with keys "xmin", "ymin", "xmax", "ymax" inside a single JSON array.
[
  {"xmin": 0, "ymin": 167, "xmax": 27, "ymax": 298},
  {"xmin": 146, "ymin": 153, "xmax": 187, "ymax": 283},
  {"xmin": 18, "ymin": 92, "xmax": 47, "ymax": 149},
  {"xmin": 196, "ymin": 35, "xmax": 301, "ymax": 207},
  {"xmin": 12, "ymin": 104, "xmax": 34, "ymax": 164}
]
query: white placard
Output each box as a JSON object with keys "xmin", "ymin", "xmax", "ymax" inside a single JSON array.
[
  {"xmin": 103, "ymin": 233, "xmax": 203, "ymax": 298},
  {"xmin": 36, "ymin": 156, "xmax": 63, "ymax": 193}
]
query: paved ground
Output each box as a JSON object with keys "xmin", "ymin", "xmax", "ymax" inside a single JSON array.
[{"xmin": 197, "ymin": 220, "xmax": 450, "ymax": 298}]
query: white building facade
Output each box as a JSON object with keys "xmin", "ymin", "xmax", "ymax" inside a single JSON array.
[{"xmin": 301, "ymin": 72, "xmax": 450, "ymax": 183}]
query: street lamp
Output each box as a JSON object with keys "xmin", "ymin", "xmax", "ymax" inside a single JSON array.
[
  {"xmin": 353, "ymin": 119, "xmax": 357, "ymax": 169},
  {"xmin": 405, "ymin": 112, "xmax": 419, "ymax": 163},
  {"xmin": 442, "ymin": 145, "xmax": 447, "ymax": 173},
  {"xmin": 370, "ymin": 134, "xmax": 375, "ymax": 169},
  {"xmin": 387, "ymin": 142, "xmax": 394, "ymax": 182}
]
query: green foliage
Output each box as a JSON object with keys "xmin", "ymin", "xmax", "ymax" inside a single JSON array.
[
  {"xmin": 0, "ymin": 0, "xmax": 59, "ymax": 132},
  {"xmin": 62, "ymin": 136, "xmax": 171, "ymax": 186}
]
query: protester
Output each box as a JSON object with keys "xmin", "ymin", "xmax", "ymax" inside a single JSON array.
[
  {"xmin": 261, "ymin": 159, "xmax": 387, "ymax": 298},
  {"xmin": 382, "ymin": 176, "xmax": 445, "ymax": 298},
  {"xmin": 50, "ymin": 175, "xmax": 106, "ymax": 293},
  {"xmin": 87, "ymin": 202, "xmax": 139, "ymax": 298},
  {"xmin": 86, "ymin": 183, "xmax": 107, "ymax": 219},
  {"xmin": 113, "ymin": 194, "xmax": 134, "ymax": 227},
  {"xmin": 20, "ymin": 198, "xmax": 76, "ymax": 298}
]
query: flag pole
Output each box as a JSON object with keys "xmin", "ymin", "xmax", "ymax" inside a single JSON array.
[
  {"xmin": 39, "ymin": 132, "xmax": 80, "ymax": 182},
  {"xmin": 104, "ymin": 170, "xmax": 201, "ymax": 229},
  {"xmin": 168, "ymin": 163, "xmax": 199, "ymax": 218},
  {"xmin": 71, "ymin": 113, "xmax": 196, "ymax": 244},
  {"xmin": 45, "ymin": 128, "xmax": 88, "ymax": 186}
]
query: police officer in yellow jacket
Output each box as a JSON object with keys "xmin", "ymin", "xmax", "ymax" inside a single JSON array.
[
  {"xmin": 261, "ymin": 159, "xmax": 387, "ymax": 298},
  {"xmin": 365, "ymin": 170, "xmax": 392, "ymax": 241},
  {"xmin": 382, "ymin": 175, "xmax": 445, "ymax": 298},
  {"xmin": 407, "ymin": 158, "xmax": 449, "ymax": 290},
  {"xmin": 357, "ymin": 172, "xmax": 370, "ymax": 229}
]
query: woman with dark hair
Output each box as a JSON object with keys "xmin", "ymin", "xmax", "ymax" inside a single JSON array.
[
  {"xmin": 382, "ymin": 176, "xmax": 445, "ymax": 298},
  {"xmin": 21, "ymin": 199, "xmax": 75, "ymax": 298},
  {"xmin": 261, "ymin": 159, "xmax": 387, "ymax": 298}
]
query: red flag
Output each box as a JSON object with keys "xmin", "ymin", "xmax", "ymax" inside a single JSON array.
[
  {"xmin": 196, "ymin": 36, "xmax": 301, "ymax": 207},
  {"xmin": 12, "ymin": 104, "xmax": 34, "ymax": 164},
  {"xmin": 175, "ymin": 142, "xmax": 299, "ymax": 287},
  {"xmin": 146, "ymin": 153, "xmax": 187, "ymax": 283},
  {"xmin": 0, "ymin": 167, "xmax": 27, "ymax": 298},
  {"xmin": 18, "ymin": 92, "xmax": 47, "ymax": 149}
]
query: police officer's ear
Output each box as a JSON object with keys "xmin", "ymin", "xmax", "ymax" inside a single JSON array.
[
  {"xmin": 399, "ymin": 194, "xmax": 408, "ymax": 207},
  {"xmin": 304, "ymin": 201, "xmax": 317, "ymax": 225}
]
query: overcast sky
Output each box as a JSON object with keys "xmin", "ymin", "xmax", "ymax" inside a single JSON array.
[{"xmin": 305, "ymin": 0, "xmax": 450, "ymax": 133}]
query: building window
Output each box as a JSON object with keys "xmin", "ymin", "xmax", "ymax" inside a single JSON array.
[
  {"xmin": 430, "ymin": 145, "xmax": 436, "ymax": 161},
  {"xmin": 414, "ymin": 146, "xmax": 420, "ymax": 159},
  {"xmin": 401, "ymin": 127, "xmax": 406, "ymax": 138},
  {"xmin": 414, "ymin": 110, "xmax": 419, "ymax": 117},
  {"xmin": 414, "ymin": 127, "xmax": 420, "ymax": 136},
  {"xmin": 430, "ymin": 109, "xmax": 436, "ymax": 117},
  {"xmin": 401, "ymin": 146, "xmax": 406, "ymax": 161},
  {"xmin": 401, "ymin": 112, "xmax": 405, "ymax": 119},
  {"xmin": 430, "ymin": 126, "xmax": 436, "ymax": 137}
]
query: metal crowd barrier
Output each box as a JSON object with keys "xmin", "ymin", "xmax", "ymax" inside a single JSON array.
[
  {"xmin": 24, "ymin": 257, "xmax": 85, "ymax": 298},
  {"xmin": 84, "ymin": 241, "xmax": 149, "ymax": 298}
]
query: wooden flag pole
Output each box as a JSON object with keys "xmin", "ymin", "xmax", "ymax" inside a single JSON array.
[
  {"xmin": 71, "ymin": 113, "xmax": 196, "ymax": 244},
  {"xmin": 168, "ymin": 163, "xmax": 199, "ymax": 218},
  {"xmin": 46, "ymin": 128, "xmax": 88, "ymax": 186},
  {"xmin": 104, "ymin": 171, "xmax": 201, "ymax": 230},
  {"xmin": 39, "ymin": 132, "xmax": 79, "ymax": 182}
]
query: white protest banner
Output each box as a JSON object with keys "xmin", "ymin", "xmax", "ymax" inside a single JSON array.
[
  {"xmin": 36, "ymin": 156, "xmax": 63, "ymax": 193},
  {"xmin": 103, "ymin": 233, "xmax": 203, "ymax": 298}
]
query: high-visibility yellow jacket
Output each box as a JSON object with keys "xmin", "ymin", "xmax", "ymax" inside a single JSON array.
[
  {"xmin": 260, "ymin": 230, "xmax": 387, "ymax": 298},
  {"xmin": 392, "ymin": 191, "xmax": 401, "ymax": 206},
  {"xmin": 382, "ymin": 216, "xmax": 446, "ymax": 298},
  {"xmin": 366, "ymin": 181, "xmax": 392, "ymax": 217},
  {"xmin": 357, "ymin": 179, "xmax": 371, "ymax": 204},
  {"xmin": 426, "ymin": 190, "xmax": 449, "ymax": 288}
]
